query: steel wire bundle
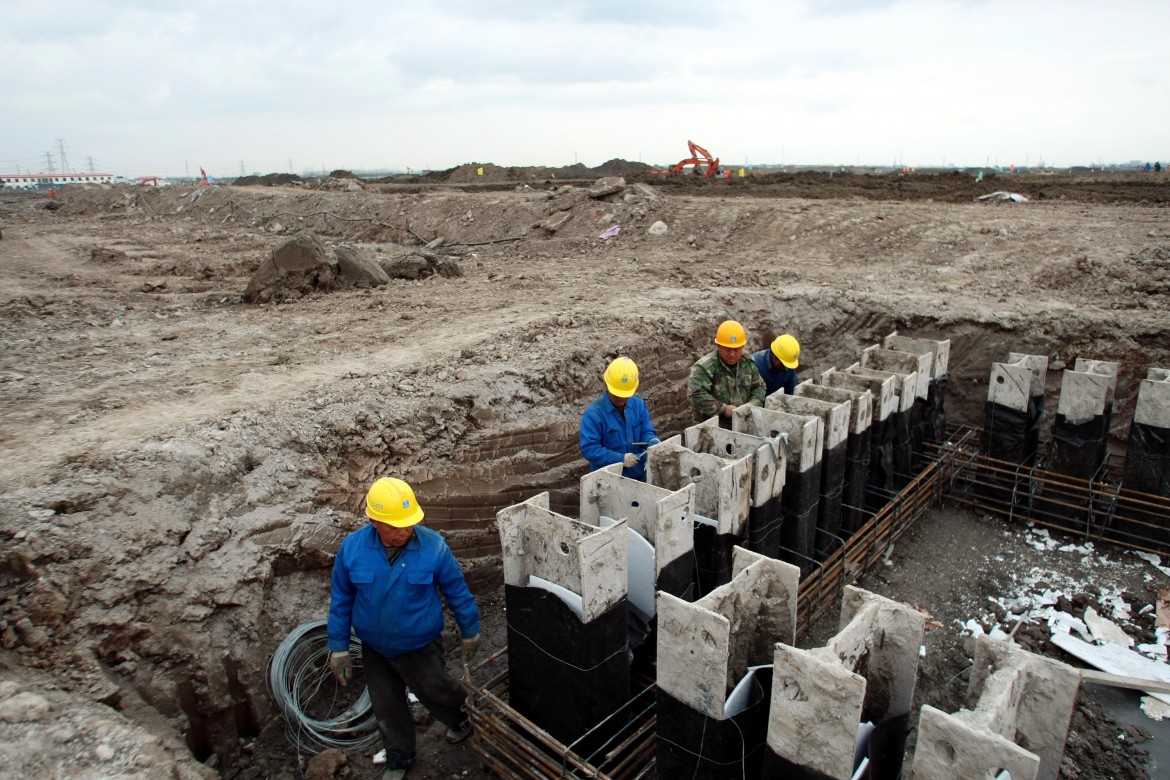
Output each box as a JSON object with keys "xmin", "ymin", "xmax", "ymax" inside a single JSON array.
[{"xmin": 267, "ymin": 619, "xmax": 380, "ymax": 754}]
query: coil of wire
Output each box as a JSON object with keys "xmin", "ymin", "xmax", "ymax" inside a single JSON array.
[{"xmin": 267, "ymin": 619, "xmax": 379, "ymax": 753}]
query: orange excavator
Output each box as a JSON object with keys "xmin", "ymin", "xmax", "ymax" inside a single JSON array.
[{"xmin": 663, "ymin": 140, "xmax": 723, "ymax": 177}]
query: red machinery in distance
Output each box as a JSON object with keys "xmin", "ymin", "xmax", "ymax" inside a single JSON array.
[{"xmin": 661, "ymin": 140, "xmax": 725, "ymax": 177}]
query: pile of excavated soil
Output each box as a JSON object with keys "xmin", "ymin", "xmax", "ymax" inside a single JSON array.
[{"xmin": 0, "ymin": 173, "xmax": 1168, "ymax": 778}]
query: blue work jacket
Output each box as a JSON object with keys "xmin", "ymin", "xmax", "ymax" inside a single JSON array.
[
  {"xmin": 752, "ymin": 349, "xmax": 798, "ymax": 397},
  {"xmin": 579, "ymin": 393, "xmax": 658, "ymax": 481},
  {"xmin": 327, "ymin": 524, "xmax": 479, "ymax": 657}
]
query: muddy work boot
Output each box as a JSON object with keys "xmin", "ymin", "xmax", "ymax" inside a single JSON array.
[
  {"xmin": 381, "ymin": 770, "xmax": 406, "ymax": 780},
  {"xmin": 445, "ymin": 719, "xmax": 472, "ymax": 744}
]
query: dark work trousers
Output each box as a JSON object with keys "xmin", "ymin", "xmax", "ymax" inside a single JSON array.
[{"xmin": 363, "ymin": 639, "xmax": 468, "ymax": 770}]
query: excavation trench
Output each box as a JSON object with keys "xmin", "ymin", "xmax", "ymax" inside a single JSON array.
[{"xmin": 4, "ymin": 291, "xmax": 1168, "ymax": 776}]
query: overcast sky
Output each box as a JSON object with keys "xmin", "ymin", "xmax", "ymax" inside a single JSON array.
[{"xmin": 3, "ymin": 0, "xmax": 1168, "ymax": 178}]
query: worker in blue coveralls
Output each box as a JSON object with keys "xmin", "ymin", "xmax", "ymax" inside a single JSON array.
[
  {"xmin": 579, "ymin": 356, "xmax": 660, "ymax": 481},
  {"xmin": 328, "ymin": 477, "xmax": 481, "ymax": 780},
  {"xmin": 752, "ymin": 334, "xmax": 801, "ymax": 397}
]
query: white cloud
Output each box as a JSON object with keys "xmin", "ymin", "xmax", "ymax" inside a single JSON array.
[{"xmin": 1, "ymin": 0, "xmax": 1167, "ymax": 175}]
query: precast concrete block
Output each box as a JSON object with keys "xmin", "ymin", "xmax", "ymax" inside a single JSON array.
[
  {"xmin": 862, "ymin": 345, "xmax": 931, "ymax": 401},
  {"xmin": 496, "ymin": 493, "xmax": 631, "ymax": 749},
  {"xmin": 913, "ymin": 705, "xmax": 1039, "ymax": 780},
  {"xmin": 767, "ymin": 393, "xmax": 851, "ymax": 558},
  {"xmin": 848, "ymin": 363, "xmax": 917, "ymax": 490},
  {"xmin": 822, "ymin": 368, "xmax": 897, "ymax": 424},
  {"xmin": 1007, "ymin": 353, "xmax": 1049, "ymax": 400},
  {"xmin": 578, "ymin": 463, "xmax": 696, "ymax": 604},
  {"xmin": 984, "ymin": 354, "xmax": 1048, "ymax": 471},
  {"xmin": 883, "ymin": 333, "xmax": 951, "ymax": 381},
  {"xmin": 733, "ymin": 406, "xmax": 823, "ymax": 568},
  {"xmin": 910, "ymin": 637, "xmax": 1079, "ymax": 780},
  {"xmin": 648, "ymin": 434, "xmax": 753, "ymax": 594},
  {"xmin": 1072, "ymin": 358, "xmax": 1118, "ymax": 405},
  {"xmin": 1134, "ymin": 367, "xmax": 1170, "ymax": 428},
  {"xmin": 684, "ymin": 419, "xmax": 786, "ymax": 560},
  {"xmin": 765, "ymin": 586, "xmax": 926, "ymax": 779},
  {"xmin": 656, "ymin": 548, "xmax": 800, "ymax": 779},
  {"xmin": 497, "ymin": 492, "xmax": 627, "ymax": 622},
  {"xmin": 1055, "ymin": 369, "xmax": 1111, "ymax": 423},
  {"xmin": 846, "ymin": 363, "xmax": 917, "ymax": 415},
  {"xmin": 987, "ymin": 362, "xmax": 1035, "ymax": 414},
  {"xmin": 795, "ymin": 380, "xmax": 874, "ymax": 536},
  {"xmin": 884, "ymin": 332, "xmax": 952, "ymax": 444}
]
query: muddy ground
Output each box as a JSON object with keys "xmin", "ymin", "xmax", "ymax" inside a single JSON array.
[{"xmin": 0, "ymin": 168, "xmax": 1168, "ymax": 779}]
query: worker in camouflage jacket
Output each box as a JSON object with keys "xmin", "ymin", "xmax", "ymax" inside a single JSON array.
[{"xmin": 689, "ymin": 320, "xmax": 766, "ymax": 427}]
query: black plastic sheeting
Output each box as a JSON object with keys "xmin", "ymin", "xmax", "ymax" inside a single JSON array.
[
  {"xmin": 980, "ymin": 395, "xmax": 1046, "ymax": 511},
  {"xmin": 841, "ymin": 425, "xmax": 872, "ymax": 536},
  {"xmin": 815, "ymin": 441, "xmax": 847, "ymax": 560},
  {"xmin": 746, "ymin": 495, "xmax": 784, "ymax": 560},
  {"xmin": 1123, "ymin": 422, "xmax": 1170, "ymax": 498},
  {"xmin": 891, "ymin": 409, "xmax": 913, "ymax": 489},
  {"xmin": 692, "ymin": 525, "xmax": 742, "ymax": 598},
  {"xmin": 1035, "ymin": 413, "xmax": 1110, "ymax": 533},
  {"xmin": 1117, "ymin": 422, "xmax": 1170, "ymax": 552},
  {"xmin": 780, "ymin": 463, "xmax": 822, "ymax": 572},
  {"xmin": 1047, "ymin": 413, "xmax": 1109, "ymax": 480},
  {"xmin": 924, "ymin": 377, "xmax": 949, "ymax": 444},
  {"xmin": 982, "ymin": 395, "xmax": 1045, "ymax": 466},
  {"xmin": 865, "ymin": 416, "xmax": 895, "ymax": 511},
  {"xmin": 504, "ymin": 585, "xmax": 629, "ymax": 752},
  {"xmin": 655, "ymin": 669, "xmax": 773, "ymax": 780}
]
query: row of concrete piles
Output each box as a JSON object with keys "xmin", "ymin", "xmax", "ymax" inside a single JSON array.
[
  {"xmin": 495, "ymin": 474, "xmax": 1079, "ymax": 778},
  {"xmin": 493, "ymin": 332, "xmax": 1089, "ymax": 778},
  {"xmin": 982, "ymin": 357, "xmax": 1170, "ymax": 549}
]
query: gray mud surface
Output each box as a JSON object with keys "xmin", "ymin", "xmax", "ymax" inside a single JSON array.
[{"xmin": 1, "ymin": 170, "xmax": 1168, "ymax": 778}]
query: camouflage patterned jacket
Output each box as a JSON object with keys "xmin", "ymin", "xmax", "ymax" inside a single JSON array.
[{"xmin": 688, "ymin": 349, "xmax": 766, "ymax": 422}]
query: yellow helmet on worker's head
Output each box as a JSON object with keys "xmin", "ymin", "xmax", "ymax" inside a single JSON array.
[
  {"xmin": 771, "ymin": 334, "xmax": 800, "ymax": 369},
  {"xmin": 714, "ymin": 320, "xmax": 747, "ymax": 348},
  {"xmin": 365, "ymin": 477, "xmax": 424, "ymax": 527},
  {"xmin": 604, "ymin": 357, "xmax": 639, "ymax": 398}
]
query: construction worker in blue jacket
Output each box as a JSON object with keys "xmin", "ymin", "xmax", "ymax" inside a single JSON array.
[
  {"xmin": 753, "ymin": 334, "xmax": 801, "ymax": 397},
  {"xmin": 579, "ymin": 357, "xmax": 660, "ymax": 481},
  {"xmin": 328, "ymin": 477, "xmax": 481, "ymax": 780}
]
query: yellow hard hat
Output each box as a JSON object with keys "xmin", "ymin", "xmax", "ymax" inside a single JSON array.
[
  {"xmin": 365, "ymin": 477, "xmax": 424, "ymax": 527},
  {"xmin": 604, "ymin": 357, "xmax": 639, "ymax": 397},
  {"xmin": 714, "ymin": 320, "xmax": 747, "ymax": 348},
  {"xmin": 771, "ymin": 334, "xmax": 800, "ymax": 369}
]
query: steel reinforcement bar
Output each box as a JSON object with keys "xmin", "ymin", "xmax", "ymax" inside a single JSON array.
[
  {"xmin": 464, "ymin": 441, "xmax": 952, "ymax": 778},
  {"xmin": 928, "ymin": 431, "xmax": 1170, "ymax": 556}
]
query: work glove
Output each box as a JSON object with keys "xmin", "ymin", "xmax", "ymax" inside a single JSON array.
[
  {"xmin": 647, "ymin": 437, "xmax": 660, "ymax": 446},
  {"xmin": 330, "ymin": 651, "xmax": 352, "ymax": 686},
  {"xmin": 462, "ymin": 634, "xmax": 481, "ymax": 663},
  {"xmin": 622, "ymin": 453, "xmax": 639, "ymax": 468}
]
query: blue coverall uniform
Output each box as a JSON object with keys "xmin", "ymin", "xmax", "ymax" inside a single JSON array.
[
  {"xmin": 579, "ymin": 394, "xmax": 659, "ymax": 481},
  {"xmin": 752, "ymin": 348, "xmax": 798, "ymax": 397}
]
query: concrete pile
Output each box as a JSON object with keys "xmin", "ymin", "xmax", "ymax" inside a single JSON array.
[
  {"xmin": 912, "ymin": 637, "xmax": 1079, "ymax": 780},
  {"xmin": 656, "ymin": 548, "xmax": 799, "ymax": 779},
  {"xmin": 766, "ymin": 587, "xmax": 925, "ymax": 779},
  {"xmin": 495, "ymin": 493, "xmax": 629, "ymax": 749}
]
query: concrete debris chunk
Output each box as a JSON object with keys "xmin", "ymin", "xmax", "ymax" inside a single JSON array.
[
  {"xmin": 0, "ymin": 691, "xmax": 51, "ymax": 723},
  {"xmin": 588, "ymin": 177, "xmax": 626, "ymax": 199},
  {"xmin": 977, "ymin": 191, "xmax": 1029, "ymax": 203},
  {"xmin": 647, "ymin": 220, "xmax": 669, "ymax": 235},
  {"xmin": 541, "ymin": 211, "xmax": 573, "ymax": 234},
  {"xmin": 334, "ymin": 243, "xmax": 390, "ymax": 287}
]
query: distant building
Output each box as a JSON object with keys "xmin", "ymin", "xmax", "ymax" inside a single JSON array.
[{"xmin": 0, "ymin": 172, "xmax": 116, "ymax": 190}]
